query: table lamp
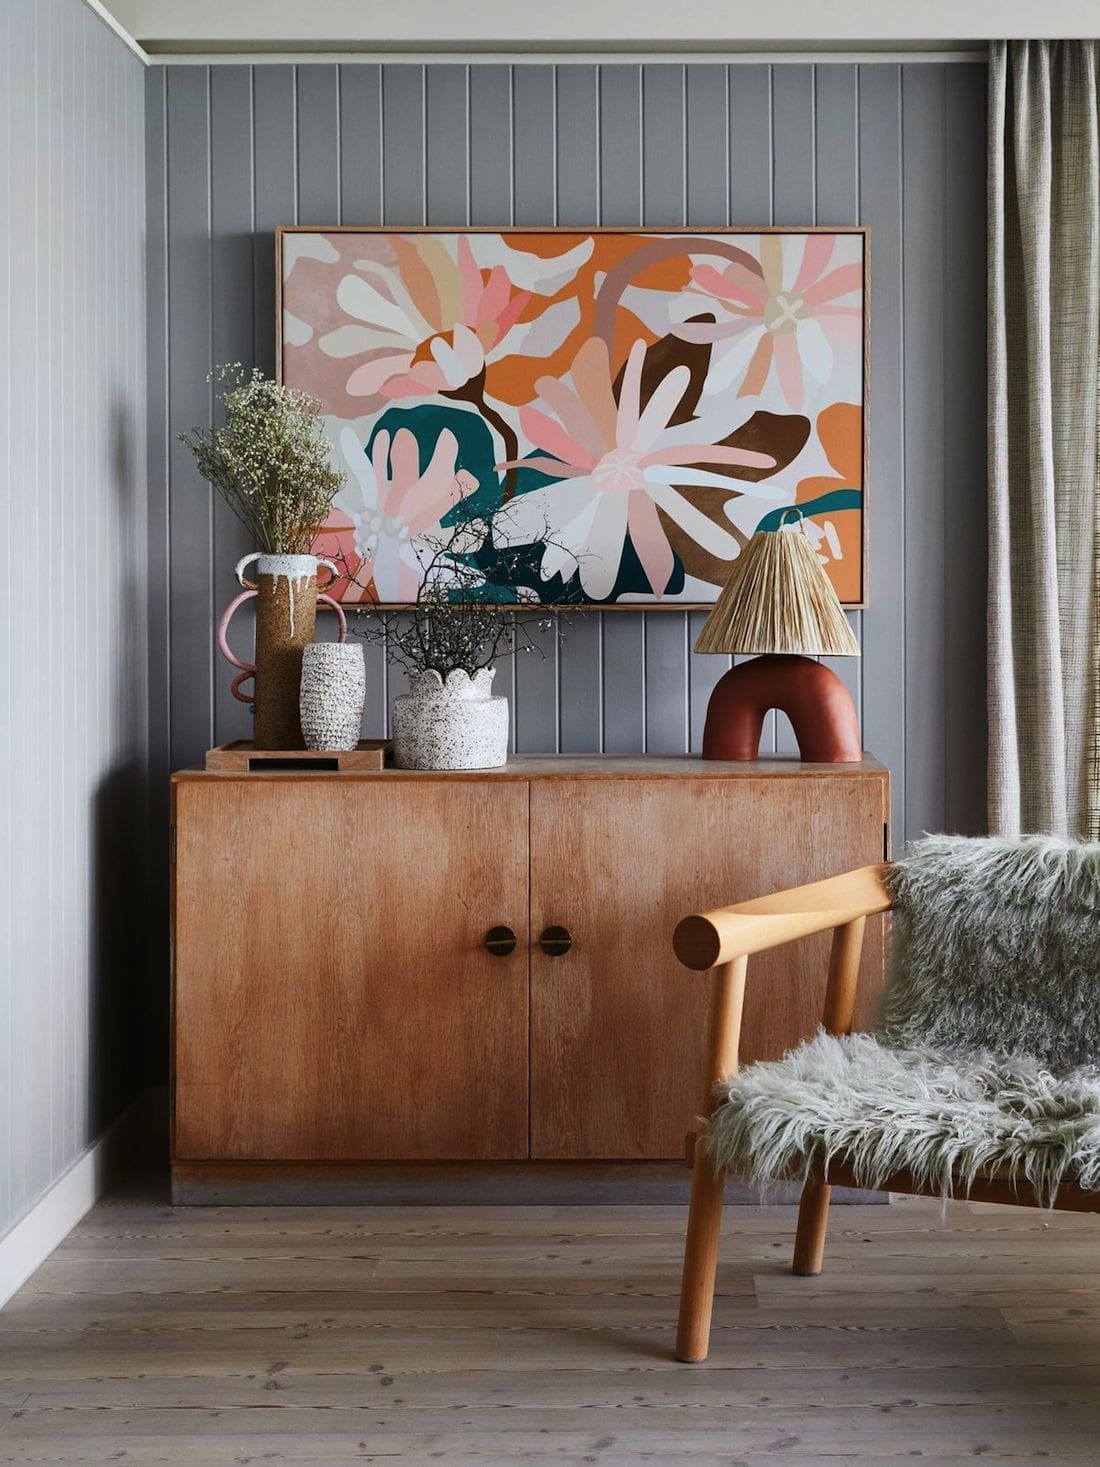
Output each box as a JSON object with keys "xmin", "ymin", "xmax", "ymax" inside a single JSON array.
[{"xmin": 695, "ymin": 511, "xmax": 862, "ymax": 762}]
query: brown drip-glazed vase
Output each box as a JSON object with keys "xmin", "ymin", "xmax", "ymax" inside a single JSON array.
[{"xmin": 235, "ymin": 553, "xmax": 338, "ymax": 750}]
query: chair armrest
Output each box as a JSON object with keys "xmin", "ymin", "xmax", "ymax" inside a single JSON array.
[{"xmin": 673, "ymin": 863, "xmax": 893, "ymax": 970}]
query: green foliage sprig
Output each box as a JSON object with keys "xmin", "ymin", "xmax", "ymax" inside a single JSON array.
[{"xmin": 179, "ymin": 364, "xmax": 344, "ymax": 554}]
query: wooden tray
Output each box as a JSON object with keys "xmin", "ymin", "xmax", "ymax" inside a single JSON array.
[{"xmin": 205, "ymin": 740, "xmax": 391, "ymax": 772}]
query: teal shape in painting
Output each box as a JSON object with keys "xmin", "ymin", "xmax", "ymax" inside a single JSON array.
[
  {"xmin": 755, "ymin": 488, "xmax": 862, "ymax": 532},
  {"xmin": 365, "ymin": 403, "xmax": 501, "ymax": 517}
]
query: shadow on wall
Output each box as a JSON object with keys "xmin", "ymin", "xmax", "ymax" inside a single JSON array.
[
  {"xmin": 85, "ymin": 395, "xmax": 154, "ymax": 1133},
  {"xmin": 89, "ymin": 762, "xmax": 148, "ymax": 1134}
]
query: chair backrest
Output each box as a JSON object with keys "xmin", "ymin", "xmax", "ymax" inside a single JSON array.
[{"xmin": 875, "ymin": 834, "xmax": 1100, "ymax": 1070}]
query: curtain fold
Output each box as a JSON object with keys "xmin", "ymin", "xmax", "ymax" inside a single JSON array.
[{"xmin": 988, "ymin": 40, "xmax": 1100, "ymax": 838}]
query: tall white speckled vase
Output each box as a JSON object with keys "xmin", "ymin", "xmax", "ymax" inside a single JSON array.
[
  {"xmin": 392, "ymin": 668, "xmax": 509, "ymax": 770},
  {"xmin": 300, "ymin": 643, "xmax": 366, "ymax": 751}
]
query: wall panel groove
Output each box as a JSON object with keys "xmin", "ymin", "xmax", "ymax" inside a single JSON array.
[{"xmin": 148, "ymin": 58, "xmax": 988, "ymax": 846}]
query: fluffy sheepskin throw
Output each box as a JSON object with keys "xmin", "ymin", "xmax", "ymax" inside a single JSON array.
[
  {"xmin": 706, "ymin": 834, "xmax": 1100, "ymax": 1203},
  {"xmin": 877, "ymin": 834, "xmax": 1100, "ymax": 1067}
]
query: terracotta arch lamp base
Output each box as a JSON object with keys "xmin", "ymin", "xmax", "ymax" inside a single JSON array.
[{"xmin": 701, "ymin": 654, "xmax": 862, "ymax": 763}]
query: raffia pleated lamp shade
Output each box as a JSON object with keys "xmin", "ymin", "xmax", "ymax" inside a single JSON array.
[{"xmin": 695, "ymin": 518, "xmax": 862, "ymax": 762}]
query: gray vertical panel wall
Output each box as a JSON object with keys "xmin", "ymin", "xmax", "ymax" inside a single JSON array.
[
  {"xmin": 0, "ymin": 0, "xmax": 147, "ymax": 1239},
  {"xmin": 147, "ymin": 61, "xmax": 989, "ymax": 844}
]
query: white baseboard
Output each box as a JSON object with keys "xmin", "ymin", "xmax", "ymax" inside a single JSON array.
[{"xmin": 0, "ymin": 1090, "xmax": 153, "ymax": 1309}]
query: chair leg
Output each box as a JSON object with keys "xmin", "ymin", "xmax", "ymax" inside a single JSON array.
[
  {"xmin": 792, "ymin": 1172, "xmax": 832, "ymax": 1276},
  {"xmin": 676, "ymin": 1149, "xmax": 727, "ymax": 1362}
]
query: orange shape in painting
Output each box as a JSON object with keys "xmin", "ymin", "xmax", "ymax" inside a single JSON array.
[{"xmin": 797, "ymin": 401, "xmax": 863, "ymax": 604}]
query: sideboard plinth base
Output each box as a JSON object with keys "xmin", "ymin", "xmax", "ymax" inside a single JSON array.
[{"xmin": 170, "ymin": 1160, "xmax": 887, "ymax": 1207}]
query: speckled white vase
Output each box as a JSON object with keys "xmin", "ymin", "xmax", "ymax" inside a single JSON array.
[
  {"xmin": 299, "ymin": 642, "xmax": 366, "ymax": 751},
  {"xmin": 392, "ymin": 668, "xmax": 509, "ymax": 770}
]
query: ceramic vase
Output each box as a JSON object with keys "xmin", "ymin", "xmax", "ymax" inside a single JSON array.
[
  {"xmin": 392, "ymin": 668, "xmax": 509, "ymax": 771},
  {"xmin": 236, "ymin": 552, "xmax": 338, "ymax": 750},
  {"xmin": 300, "ymin": 642, "xmax": 366, "ymax": 752}
]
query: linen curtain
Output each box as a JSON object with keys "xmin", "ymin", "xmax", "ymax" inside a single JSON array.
[{"xmin": 988, "ymin": 40, "xmax": 1100, "ymax": 838}]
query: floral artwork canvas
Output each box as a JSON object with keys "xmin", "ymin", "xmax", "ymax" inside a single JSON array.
[{"xmin": 278, "ymin": 228, "xmax": 867, "ymax": 608}]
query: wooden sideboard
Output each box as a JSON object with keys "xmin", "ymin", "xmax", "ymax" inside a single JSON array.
[{"xmin": 170, "ymin": 756, "xmax": 889, "ymax": 1202}]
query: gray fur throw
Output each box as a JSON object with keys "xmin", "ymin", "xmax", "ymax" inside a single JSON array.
[
  {"xmin": 877, "ymin": 834, "xmax": 1100, "ymax": 1069},
  {"xmin": 705, "ymin": 834, "xmax": 1100, "ymax": 1203},
  {"xmin": 705, "ymin": 1031, "xmax": 1100, "ymax": 1205}
]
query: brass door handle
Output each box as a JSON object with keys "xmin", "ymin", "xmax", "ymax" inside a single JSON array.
[
  {"xmin": 484, "ymin": 925, "xmax": 517, "ymax": 957},
  {"xmin": 538, "ymin": 925, "xmax": 572, "ymax": 958}
]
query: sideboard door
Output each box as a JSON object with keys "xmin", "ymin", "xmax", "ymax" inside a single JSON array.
[
  {"xmin": 173, "ymin": 778, "xmax": 530, "ymax": 1161},
  {"xmin": 529, "ymin": 775, "xmax": 886, "ymax": 1161}
]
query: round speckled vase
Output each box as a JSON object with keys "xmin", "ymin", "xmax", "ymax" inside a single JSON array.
[
  {"xmin": 300, "ymin": 643, "xmax": 366, "ymax": 752},
  {"xmin": 392, "ymin": 668, "xmax": 509, "ymax": 771},
  {"xmin": 235, "ymin": 552, "xmax": 338, "ymax": 750}
]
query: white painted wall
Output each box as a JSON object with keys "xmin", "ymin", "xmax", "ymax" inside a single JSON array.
[{"xmin": 0, "ymin": 0, "xmax": 149, "ymax": 1243}]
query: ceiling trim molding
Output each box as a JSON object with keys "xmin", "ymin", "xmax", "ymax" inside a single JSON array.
[
  {"xmin": 83, "ymin": 1, "xmax": 1002, "ymax": 65},
  {"xmin": 80, "ymin": 0, "xmax": 993, "ymax": 67},
  {"xmin": 142, "ymin": 48, "xmax": 989, "ymax": 66},
  {"xmin": 89, "ymin": 0, "xmax": 1100, "ymax": 47},
  {"xmin": 80, "ymin": 0, "xmax": 150, "ymax": 63}
]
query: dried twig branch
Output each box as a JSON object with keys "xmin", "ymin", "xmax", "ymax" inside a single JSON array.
[{"xmin": 353, "ymin": 499, "xmax": 583, "ymax": 677}]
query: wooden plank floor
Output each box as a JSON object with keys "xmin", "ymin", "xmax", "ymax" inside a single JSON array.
[{"xmin": 3, "ymin": 1189, "xmax": 1100, "ymax": 1463}]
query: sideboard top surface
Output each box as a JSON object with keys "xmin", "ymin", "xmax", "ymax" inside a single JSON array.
[{"xmin": 173, "ymin": 754, "xmax": 887, "ymax": 784}]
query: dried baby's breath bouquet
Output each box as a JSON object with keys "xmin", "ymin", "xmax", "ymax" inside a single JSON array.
[{"xmin": 179, "ymin": 364, "xmax": 344, "ymax": 553}]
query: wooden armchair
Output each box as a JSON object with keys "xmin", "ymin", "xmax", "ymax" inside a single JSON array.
[{"xmin": 671, "ymin": 861, "xmax": 1100, "ymax": 1364}]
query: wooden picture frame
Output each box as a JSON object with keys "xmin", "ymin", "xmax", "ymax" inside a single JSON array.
[{"xmin": 277, "ymin": 226, "xmax": 868, "ymax": 611}]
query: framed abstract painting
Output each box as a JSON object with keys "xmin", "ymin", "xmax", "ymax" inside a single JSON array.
[{"xmin": 277, "ymin": 227, "xmax": 867, "ymax": 609}]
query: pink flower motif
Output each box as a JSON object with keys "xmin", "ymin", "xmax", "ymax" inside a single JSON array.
[
  {"xmin": 321, "ymin": 235, "xmax": 534, "ymax": 401},
  {"xmin": 677, "ymin": 234, "xmax": 863, "ymax": 411},
  {"xmin": 494, "ymin": 339, "xmax": 777, "ymax": 600},
  {"xmin": 336, "ymin": 425, "xmax": 478, "ymax": 602}
]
